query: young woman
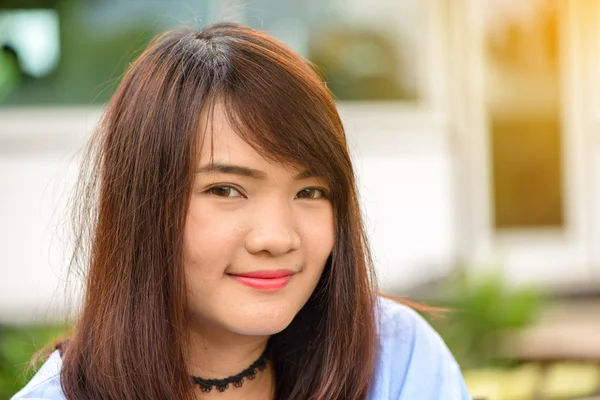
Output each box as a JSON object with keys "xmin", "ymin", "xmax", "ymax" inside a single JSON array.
[{"xmin": 13, "ymin": 22, "xmax": 471, "ymax": 400}]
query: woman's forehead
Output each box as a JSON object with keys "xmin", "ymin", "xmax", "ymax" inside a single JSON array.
[
  {"xmin": 196, "ymin": 136, "xmax": 313, "ymax": 181},
  {"xmin": 198, "ymin": 112, "xmax": 272, "ymax": 167},
  {"xmin": 197, "ymin": 102, "xmax": 311, "ymax": 176}
]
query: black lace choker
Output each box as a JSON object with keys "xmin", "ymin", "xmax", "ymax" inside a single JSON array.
[{"xmin": 191, "ymin": 345, "xmax": 271, "ymax": 393}]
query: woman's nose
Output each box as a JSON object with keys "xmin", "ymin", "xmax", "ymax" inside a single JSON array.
[{"xmin": 243, "ymin": 200, "xmax": 301, "ymax": 256}]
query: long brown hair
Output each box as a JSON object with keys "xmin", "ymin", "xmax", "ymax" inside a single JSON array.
[{"xmin": 61, "ymin": 22, "xmax": 378, "ymax": 399}]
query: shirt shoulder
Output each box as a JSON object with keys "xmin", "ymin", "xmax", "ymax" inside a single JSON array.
[
  {"xmin": 369, "ymin": 297, "xmax": 472, "ymax": 400},
  {"xmin": 11, "ymin": 351, "xmax": 66, "ymax": 400},
  {"xmin": 12, "ymin": 302, "xmax": 471, "ymax": 400}
]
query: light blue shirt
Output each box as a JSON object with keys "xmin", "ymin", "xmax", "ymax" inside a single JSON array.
[{"xmin": 12, "ymin": 297, "xmax": 472, "ymax": 399}]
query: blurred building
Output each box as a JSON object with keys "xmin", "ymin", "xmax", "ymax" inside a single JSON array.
[{"xmin": 1, "ymin": 0, "xmax": 599, "ymax": 322}]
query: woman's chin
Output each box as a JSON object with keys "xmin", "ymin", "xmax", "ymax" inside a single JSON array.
[
  {"xmin": 224, "ymin": 308, "xmax": 296, "ymax": 336},
  {"xmin": 231, "ymin": 317, "xmax": 293, "ymax": 336},
  {"xmin": 188, "ymin": 295, "xmax": 307, "ymax": 337}
]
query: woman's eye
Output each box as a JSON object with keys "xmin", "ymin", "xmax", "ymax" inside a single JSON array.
[
  {"xmin": 296, "ymin": 188, "xmax": 328, "ymax": 200},
  {"xmin": 207, "ymin": 185, "xmax": 243, "ymax": 198}
]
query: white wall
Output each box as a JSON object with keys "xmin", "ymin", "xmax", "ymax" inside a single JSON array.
[
  {"xmin": 0, "ymin": 108, "xmax": 97, "ymax": 324},
  {"xmin": 338, "ymin": 104, "xmax": 457, "ymax": 290},
  {"xmin": 0, "ymin": 105, "xmax": 457, "ymax": 323}
]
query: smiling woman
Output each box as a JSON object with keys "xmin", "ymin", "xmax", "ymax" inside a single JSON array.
[
  {"xmin": 185, "ymin": 103, "xmax": 335, "ymax": 343},
  {"xmin": 11, "ymin": 22, "xmax": 470, "ymax": 400}
]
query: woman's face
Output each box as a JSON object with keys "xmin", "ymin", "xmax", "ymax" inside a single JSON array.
[{"xmin": 183, "ymin": 105, "xmax": 334, "ymax": 337}]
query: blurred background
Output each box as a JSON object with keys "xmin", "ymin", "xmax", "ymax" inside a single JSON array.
[{"xmin": 1, "ymin": 0, "xmax": 600, "ymax": 398}]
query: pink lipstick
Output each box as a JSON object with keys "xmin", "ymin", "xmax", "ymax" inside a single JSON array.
[{"xmin": 229, "ymin": 270, "xmax": 293, "ymax": 291}]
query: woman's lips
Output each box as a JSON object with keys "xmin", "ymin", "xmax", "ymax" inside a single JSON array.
[{"xmin": 228, "ymin": 270, "xmax": 293, "ymax": 291}]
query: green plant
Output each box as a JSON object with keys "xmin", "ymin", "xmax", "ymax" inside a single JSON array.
[
  {"xmin": 0, "ymin": 324, "xmax": 65, "ymax": 398},
  {"xmin": 427, "ymin": 267, "xmax": 544, "ymax": 369}
]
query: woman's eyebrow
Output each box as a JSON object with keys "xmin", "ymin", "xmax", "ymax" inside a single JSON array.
[{"xmin": 196, "ymin": 163, "xmax": 317, "ymax": 180}]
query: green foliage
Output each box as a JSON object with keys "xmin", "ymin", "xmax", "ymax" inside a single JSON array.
[
  {"xmin": 308, "ymin": 24, "xmax": 416, "ymax": 101},
  {"xmin": 427, "ymin": 268, "xmax": 544, "ymax": 369},
  {"xmin": 0, "ymin": 324, "xmax": 65, "ymax": 399},
  {"xmin": 1, "ymin": 1, "xmax": 157, "ymax": 105},
  {"xmin": 0, "ymin": 49, "xmax": 21, "ymax": 102}
]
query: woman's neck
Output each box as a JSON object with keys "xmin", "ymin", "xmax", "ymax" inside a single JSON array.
[{"xmin": 187, "ymin": 327, "xmax": 274, "ymax": 400}]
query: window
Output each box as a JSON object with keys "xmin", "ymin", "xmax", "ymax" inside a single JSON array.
[{"xmin": 483, "ymin": 1, "xmax": 564, "ymax": 228}]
